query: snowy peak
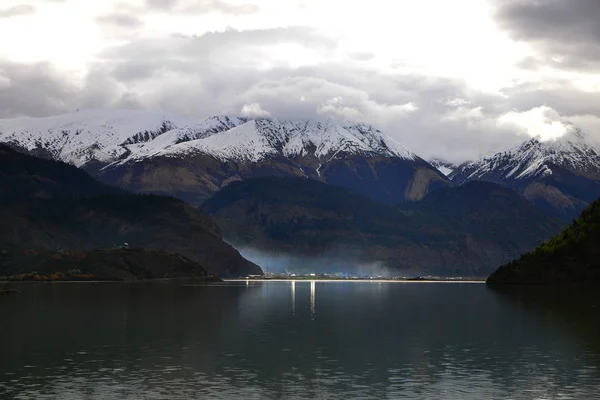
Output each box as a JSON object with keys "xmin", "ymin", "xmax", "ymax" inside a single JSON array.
[
  {"xmin": 0, "ymin": 109, "xmax": 197, "ymax": 167},
  {"xmin": 0, "ymin": 110, "xmax": 417, "ymax": 168},
  {"xmin": 158, "ymin": 120, "xmax": 280, "ymax": 163},
  {"xmin": 120, "ymin": 115, "xmax": 249, "ymax": 161},
  {"xmin": 457, "ymin": 129, "xmax": 600, "ymax": 182},
  {"xmin": 428, "ymin": 158, "xmax": 457, "ymax": 176},
  {"xmin": 125, "ymin": 117, "xmax": 417, "ymax": 164}
]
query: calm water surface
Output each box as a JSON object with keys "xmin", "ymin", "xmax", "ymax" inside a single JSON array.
[{"xmin": 1, "ymin": 281, "xmax": 600, "ymax": 399}]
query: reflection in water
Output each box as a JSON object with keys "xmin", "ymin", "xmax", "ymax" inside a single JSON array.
[
  {"xmin": 488, "ymin": 285, "xmax": 600, "ymax": 353},
  {"xmin": 1, "ymin": 282, "xmax": 600, "ymax": 399},
  {"xmin": 310, "ymin": 280, "xmax": 316, "ymax": 319},
  {"xmin": 291, "ymin": 281, "xmax": 295, "ymax": 315}
]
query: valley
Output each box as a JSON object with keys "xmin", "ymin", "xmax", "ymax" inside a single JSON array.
[{"xmin": 1, "ymin": 109, "xmax": 599, "ymax": 281}]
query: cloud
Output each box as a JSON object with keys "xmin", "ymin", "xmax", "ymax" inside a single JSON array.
[
  {"xmin": 241, "ymin": 103, "xmax": 270, "ymax": 118},
  {"xmin": 1, "ymin": 19, "xmax": 600, "ymax": 164},
  {"xmin": 317, "ymin": 96, "xmax": 363, "ymax": 121},
  {"xmin": 348, "ymin": 52, "xmax": 375, "ymax": 61},
  {"xmin": 0, "ymin": 60, "xmax": 139, "ymax": 118},
  {"xmin": 96, "ymin": 13, "xmax": 144, "ymax": 29},
  {"xmin": 95, "ymin": 12, "xmax": 144, "ymax": 38},
  {"xmin": 143, "ymin": 0, "xmax": 260, "ymax": 15},
  {"xmin": 0, "ymin": 4, "xmax": 36, "ymax": 18},
  {"xmin": 0, "ymin": 61, "xmax": 73, "ymax": 118},
  {"xmin": 0, "ymin": 35, "xmax": 525, "ymax": 164},
  {"xmin": 493, "ymin": 0, "xmax": 600, "ymax": 70},
  {"xmin": 496, "ymin": 106, "xmax": 572, "ymax": 141}
]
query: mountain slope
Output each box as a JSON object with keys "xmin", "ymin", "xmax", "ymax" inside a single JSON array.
[
  {"xmin": 429, "ymin": 158, "xmax": 457, "ymax": 176},
  {"xmin": 5, "ymin": 249, "xmax": 218, "ymax": 282},
  {"xmin": 0, "ymin": 144, "xmax": 122, "ymax": 201},
  {"xmin": 201, "ymin": 177, "xmax": 562, "ymax": 277},
  {"xmin": 487, "ymin": 198, "xmax": 600, "ymax": 285},
  {"xmin": 451, "ymin": 130, "xmax": 600, "ymax": 219},
  {"xmin": 0, "ymin": 109, "xmax": 201, "ymax": 170},
  {"xmin": 0, "ymin": 110, "xmax": 451, "ymax": 205},
  {"xmin": 100, "ymin": 118, "xmax": 450, "ymax": 205},
  {"xmin": 0, "ymin": 146, "xmax": 261, "ymax": 277},
  {"xmin": 402, "ymin": 181, "xmax": 563, "ymax": 248}
]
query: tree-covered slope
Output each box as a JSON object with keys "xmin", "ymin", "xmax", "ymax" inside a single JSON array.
[
  {"xmin": 0, "ymin": 146, "xmax": 261, "ymax": 278},
  {"xmin": 402, "ymin": 181, "xmax": 563, "ymax": 248},
  {"xmin": 0, "ymin": 144, "xmax": 122, "ymax": 201},
  {"xmin": 3, "ymin": 248, "xmax": 220, "ymax": 282},
  {"xmin": 487, "ymin": 198, "xmax": 600, "ymax": 284}
]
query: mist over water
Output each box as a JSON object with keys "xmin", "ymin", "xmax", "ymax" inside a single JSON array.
[{"xmin": 238, "ymin": 247, "xmax": 402, "ymax": 277}]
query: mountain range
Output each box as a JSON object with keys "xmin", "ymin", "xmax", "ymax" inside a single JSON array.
[
  {"xmin": 0, "ymin": 109, "xmax": 450, "ymax": 206},
  {"xmin": 3, "ymin": 108, "xmax": 599, "ymax": 279}
]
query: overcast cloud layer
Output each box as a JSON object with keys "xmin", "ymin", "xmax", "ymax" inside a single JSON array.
[{"xmin": 1, "ymin": 0, "xmax": 599, "ymax": 162}]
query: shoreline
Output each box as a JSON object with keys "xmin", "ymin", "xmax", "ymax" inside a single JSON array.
[
  {"xmin": 0, "ymin": 277, "xmax": 221, "ymax": 284},
  {"xmin": 226, "ymin": 279, "xmax": 486, "ymax": 284},
  {"xmin": 1, "ymin": 278, "xmax": 487, "ymax": 284}
]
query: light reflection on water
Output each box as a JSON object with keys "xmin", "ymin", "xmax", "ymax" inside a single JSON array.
[
  {"xmin": 1, "ymin": 281, "xmax": 600, "ymax": 399},
  {"xmin": 291, "ymin": 281, "xmax": 295, "ymax": 316},
  {"xmin": 310, "ymin": 281, "xmax": 316, "ymax": 319}
]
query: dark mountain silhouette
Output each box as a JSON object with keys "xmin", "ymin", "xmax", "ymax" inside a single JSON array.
[
  {"xmin": 0, "ymin": 145, "xmax": 261, "ymax": 278},
  {"xmin": 487, "ymin": 198, "xmax": 600, "ymax": 285},
  {"xmin": 202, "ymin": 177, "xmax": 562, "ymax": 277}
]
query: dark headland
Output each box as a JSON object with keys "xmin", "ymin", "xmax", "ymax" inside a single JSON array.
[{"xmin": 487, "ymin": 198, "xmax": 600, "ymax": 285}]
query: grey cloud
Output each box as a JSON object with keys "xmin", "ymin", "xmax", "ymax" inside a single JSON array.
[
  {"xmin": 0, "ymin": 60, "xmax": 139, "ymax": 118},
  {"xmin": 0, "ymin": 61, "xmax": 72, "ymax": 117},
  {"xmin": 500, "ymin": 80, "xmax": 600, "ymax": 117},
  {"xmin": 143, "ymin": 0, "xmax": 259, "ymax": 15},
  {"xmin": 0, "ymin": 4, "xmax": 36, "ymax": 18},
  {"xmin": 493, "ymin": 0, "xmax": 600, "ymax": 69},
  {"xmin": 99, "ymin": 27, "xmax": 336, "ymax": 75}
]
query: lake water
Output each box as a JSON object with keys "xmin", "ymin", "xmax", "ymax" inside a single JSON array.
[{"xmin": 1, "ymin": 281, "xmax": 600, "ymax": 399}]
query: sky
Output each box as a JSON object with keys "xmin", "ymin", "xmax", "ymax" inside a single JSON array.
[{"xmin": 1, "ymin": 0, "xmax": 599, "ymax": 162}]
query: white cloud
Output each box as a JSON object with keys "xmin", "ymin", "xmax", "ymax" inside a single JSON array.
[
  {"xmin": 496, "ymin": 106, "xmax": 571, "ymax": 141},
  {"xmin": 317, "ymin": 97, "xmax": 363, "ymax": 121},
  {"xmin": 445, "ymin": 98, "xmax": 471, "ymax": 107},
  {"xmin": 241, "ymin": 103, "xmax": 270, "ymax": 118}
]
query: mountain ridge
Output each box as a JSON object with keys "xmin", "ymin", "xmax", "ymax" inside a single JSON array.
[
  {"xmin": 0, "ymin": 145, "xmax": 261, "ymax": 278},
  {"xmin": 1, "ymin": 109, "xmax": 450, "ymax": 205},
  {"xmin": 428, "ymin": 158, "xmax": 457, "ymax": 176},
  {"xmin": 451, "ymin": 129, "xmax": 600, "ymax": 219}
]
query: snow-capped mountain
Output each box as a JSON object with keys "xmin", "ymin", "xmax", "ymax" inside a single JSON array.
[
  {"xmin": 452, "ymin": 129, "xmax": 600, "ymax": 219},
  {"xmin": 0, "ymin": 109, "xmax": 450, "ymax": 205},
  {"xmin": 453, "ymin": 129, "xmax": 600, "ymax": 183},
  {"xmin": 0, "ymin": 109, "xmax": 248, "ymax": 169},
  {"xmin": 119, "ymin": 118, "xmax": 417, "ymax": 165},
  {"xmin": 428, "ymin": 158, "xmax": 457, "ymax": 177},
  {"xmin": 99, "ymin": 116, "xmax": 451, "ymax": 205}
]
